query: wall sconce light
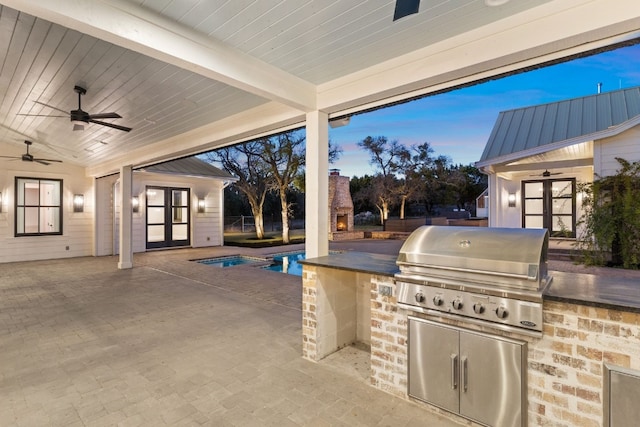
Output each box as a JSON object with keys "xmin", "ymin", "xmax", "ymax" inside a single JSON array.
[
  {"xmin": 508, "ymin": 192, "xmax": 517, "ymax": 208},
  {"xmin": 197, "ymin": 198, "xmax": 205, "ymax": 213},
  {"xmin": 132, "ymin": 196, "xmax": 139, "ymax": 213},
  {"xmin": 73, "ymin": 194, "xmax": 84, "ymax": 212}
]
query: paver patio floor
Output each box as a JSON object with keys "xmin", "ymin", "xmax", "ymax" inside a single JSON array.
[{"xmin": 0, "ymin": 245, "xmax": 461, "ymax": 426}]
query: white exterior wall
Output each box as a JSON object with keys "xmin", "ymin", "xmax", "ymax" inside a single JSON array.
[
  {"xmin": 0, "ymin": 157, "xmax": 94, "ymax": 263},
  {"xmin": 594, "ymin": 127, "xmax": 640, "ymax": 177},
  {"xmin": 95, "ymin": 171, "xmax": 228, "ymax": 256},
  {"xmin": 488, "ymin": 167, "xmax": 592, "ymax": 239}
]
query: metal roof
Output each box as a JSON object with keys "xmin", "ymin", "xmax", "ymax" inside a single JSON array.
[
  {"xmin": 478, "ymin": 86, "xmax": 640, "ymax": 166},
  {"xmin": 143, "ymin": 157, "xmax": 236, "ymax": 181}
]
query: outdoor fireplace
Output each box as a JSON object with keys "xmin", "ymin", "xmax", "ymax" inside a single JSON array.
[{"xmin": 328, "ymin": 170, "xmax": 363, "ymax": 240}]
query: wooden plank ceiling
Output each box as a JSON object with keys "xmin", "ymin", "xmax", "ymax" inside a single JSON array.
[{"xmin": 0, "ymin": 0, "xmax": 633, "ymax": 173}]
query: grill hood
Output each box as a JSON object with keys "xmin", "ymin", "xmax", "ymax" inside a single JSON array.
[{"xmin": 396, "ymin": 226, "xmax": 550, "ymax": 291}]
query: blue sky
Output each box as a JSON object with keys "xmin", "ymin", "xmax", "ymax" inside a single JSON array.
[{"xmin": 329, "ymin": 43, "xmax": 640, "ymax": 177}]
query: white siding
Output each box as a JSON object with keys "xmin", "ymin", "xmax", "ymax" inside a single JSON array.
[
  {"xmin": 594, "ymin": 128, "xmax": 640, "ymax": 177},
  {"xmin": 0, "ymin": 158, "xmax": 94, "ymax": 263}
]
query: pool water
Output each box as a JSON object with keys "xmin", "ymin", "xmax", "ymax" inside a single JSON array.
[
  {"xmin": 197, "ymin": 256, "xmax": 264, "ymax": 268},
  {"xmin": 263, "ymin": 252, "xmax": 306, "ymax": 276}
]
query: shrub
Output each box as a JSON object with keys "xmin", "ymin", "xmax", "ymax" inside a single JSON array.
[{"xmin": 575, "ymin": 158, "xmax": 640, "ymax": 268}]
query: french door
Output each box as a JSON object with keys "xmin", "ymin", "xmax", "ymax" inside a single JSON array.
[
  {"xmin": 146, "ymin": 186, "xmax": 190, "ymax": 249},
  {"xmin": 522, "ymin": 179, "xmax": 576, "ymax": 238}
]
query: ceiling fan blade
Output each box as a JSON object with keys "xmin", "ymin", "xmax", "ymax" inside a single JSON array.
[
  {"xmin": 89, "ymin": 112, "xmax": 122, "ymax": 119},
  {"xmin": 393, "ymin": 0, "xmax": 420, "ymax": 21},
  {"xmin": 35, "ymin": 159, "xmax": 51, "ymax": 165},
  {"xmin": 0, "ymin": 155, "xmax": 21, "ymax": 159},
  {"xmin": 33, "ymin": 100, "xmax": 70, "ymax": 115},
  {"xmin": 17, "ymin": 113, "xmax": 68, "ymax": 117},
  {"xmin": 35, "ymin": 158, "xmax": 63, "ymax": 163},
  {"xmin": 89, "ymin": 119, "xmax": 132, "ymax": 132}
]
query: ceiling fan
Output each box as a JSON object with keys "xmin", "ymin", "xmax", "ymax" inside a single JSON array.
[
  {"xmin": 0, "ymin": 141, "xmax": 63, "ymax": 165},
  {"xmin": 19, "ymin": 85, "xmax": 132, "ymax": 132},
  {"xmin": 530, "ymin": 170, "xmax": 562, "ymax": 177}
]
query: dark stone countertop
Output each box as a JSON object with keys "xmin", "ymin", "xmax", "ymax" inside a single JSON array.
[
  {"xmin": 544, "ymin": 270, "xmax": 640, "ymax": 313},
  {"xmin": 302, "ymin": 252, "xmax": 640, "ymax": 314},
  {"xmin": 300, "ymin": 251, "xmax": 399, "ymax": 276}
]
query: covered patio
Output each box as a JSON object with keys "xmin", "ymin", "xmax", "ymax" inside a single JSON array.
[{"xmin": 0, "ymin": 244, "xmax": 460, "ymax": 426}]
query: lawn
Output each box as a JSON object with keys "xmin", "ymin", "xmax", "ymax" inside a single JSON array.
[{"xmin": 224, "ymin": 230, "xmax": 305, "ymax": 248}]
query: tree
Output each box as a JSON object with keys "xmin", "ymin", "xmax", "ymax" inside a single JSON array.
[
  {"xmin": 256, "ymin": 132, "xmax": 305, "ymax": 244},
  {"xmin": 204, "ymin": 142, "xmax": 271, "ymax": 239},
  {"xmin": 357, "ymin": 136, "xmax": 409, "ymax": 222}
]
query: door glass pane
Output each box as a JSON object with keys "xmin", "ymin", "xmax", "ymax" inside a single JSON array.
[
  {"xmin": 552, "ymin": 198, "xmax": 573, "ymax": 214},
  {"xmin": 524, "ymin": 199, "xmax": 543, "ymax": 214},
  {"xmin": 524, "ymin": 182, "xmax": 543, "ymax": 196},
  {"xmin": 525, "ymin": 216, "xmax": 543, "ymax": 228},
  {"xmin": 173, "ymin": 190, "xmax": 188, "ymax": 206},
  {"xmin": 146, "ymin": 188, "xmax": 164, "ymax": 205},
  {"xmin": 173, "ymin": 207, "xmax": 188, "ymax": 223},
  {"xmin": 147, "ymin": 225, "xmax": 164, "ymax": 242},
  {"xmin": 551, "ymin": 181, "xmax": 572, "ymax": 197},
  {"xmin": 172, "ymin": 224, "xmax": 188, "ymax": 240},
  {"xmin": 552, "ymin": 216, "xmax": 573, "ymax": 232},
  {"xmin": 148, "ymin": 207, "xmax": 164, "ymax": 223}
]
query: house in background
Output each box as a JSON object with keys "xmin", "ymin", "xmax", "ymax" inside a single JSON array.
[
  {"xmin": 0, "ymin": 153, "xmax": 235, "ymax": 263},
  {"xmin": 476, "ymin": 86, "xmax": 640, "ymax": 240}
]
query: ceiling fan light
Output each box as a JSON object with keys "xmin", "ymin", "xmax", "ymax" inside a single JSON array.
[{"xmin": 72, "ymin": 122, "xmax": 85, "ymax": 131}]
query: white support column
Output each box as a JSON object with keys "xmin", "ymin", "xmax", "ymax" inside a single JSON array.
[
  {"xmin": 488, "ymin": 173, "xmax": 499, "ymax": 228},
  {"xmin": 305, "ymin": 111, "xmax": 329, "ymax": 258},
  {"xmin": 118, "ymin": 165, "xmax": 134, "ymax": 269}
]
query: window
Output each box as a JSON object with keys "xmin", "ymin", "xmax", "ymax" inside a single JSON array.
[{"xmin": 15, "ymin": 177, "xmax": 63, "ymax": 236}]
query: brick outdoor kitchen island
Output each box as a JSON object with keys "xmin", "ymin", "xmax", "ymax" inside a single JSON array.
[{"xmin": 300, "ymin": 252, "xmax": 640, "ymax": 427}]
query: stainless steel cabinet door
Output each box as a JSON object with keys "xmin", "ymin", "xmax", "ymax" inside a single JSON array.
[
  {"xmin": 408, "ymin": 318, "xmax": 459, "ymax": 413},
  {"xmin": 459, "ymin": 330, "xmax": 525, "ymax": 427}
]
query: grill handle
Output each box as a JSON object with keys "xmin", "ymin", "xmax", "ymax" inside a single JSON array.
[
  {"xmin": 398, "ymin": 261, "xmax": 541, "ymax": 282},
  {"xmin": 451, "ymin": 354, "xmax": 458, "ymax": 390}
]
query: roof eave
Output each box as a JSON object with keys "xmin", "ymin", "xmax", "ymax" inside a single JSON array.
[{"xmin": 476, "ymin": 115, "xmax": 640, "ymax": 169}]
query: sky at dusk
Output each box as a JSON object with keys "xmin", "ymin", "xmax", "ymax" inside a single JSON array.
[{"xmin": 329, "ymin": 43, "xmax": 640, "ymax": 178}]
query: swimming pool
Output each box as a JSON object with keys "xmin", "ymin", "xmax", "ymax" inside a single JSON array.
[
  {"xmin": 262, "ymin": 251, "xmax": 306, "ymax": 276},
  {"xmin": 196, "ymin": 255, "xmax": 265, "ymax": 268}
]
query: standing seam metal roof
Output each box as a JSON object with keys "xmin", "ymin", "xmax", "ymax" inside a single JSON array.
[{"xmin": 479, "ymin": 86, "xmax": 640, "ymax": 164}]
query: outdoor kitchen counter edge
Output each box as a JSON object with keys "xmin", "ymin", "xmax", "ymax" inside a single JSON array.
[
  {"xmin": 301, "ymin": 252, "xmax": 640, "ymax": 313},
  {"xmin": 300, "ymin": 251, "xmax": 399, "ymax": 276},
  {"xmin": 544, "ymin": 270, "xmax": 640, "ymax": 313}
]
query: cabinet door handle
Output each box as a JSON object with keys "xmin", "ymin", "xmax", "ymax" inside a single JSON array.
[
  {"xmin": 451, "ymin": 354, "xmax": 458, "ymax": 390},
  {"xmin": 462, "ymin": 356, "xmax": 468, "ymax": 392}
]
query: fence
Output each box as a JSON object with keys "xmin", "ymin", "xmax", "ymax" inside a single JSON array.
[{"xmin": 224, "ymin": 216, "xmax": 305, "ymax": 233}]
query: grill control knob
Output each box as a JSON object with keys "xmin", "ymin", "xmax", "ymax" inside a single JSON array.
[
  {"xmin": 496, "ymin": 306, "xmax": 509, "ymax": 319},
  {"xmin": 473, "ymin": 303, "xmax": 485, "ymax": 314},
  {"xmin": 452, "ymin": 298, "xmax": 463, "ymax": 310},
  {"xmin": 432, "ymin": 295, "xmax": 444, "ymax": 306},
  {"xmin": 415, "ymin": 292, "xmax": 426, "ymax": 303}
]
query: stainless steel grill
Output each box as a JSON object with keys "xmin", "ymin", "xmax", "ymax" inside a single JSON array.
[{"xmin": 396, "ymin": 226, "xmax": 551, "ymax": 335}]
